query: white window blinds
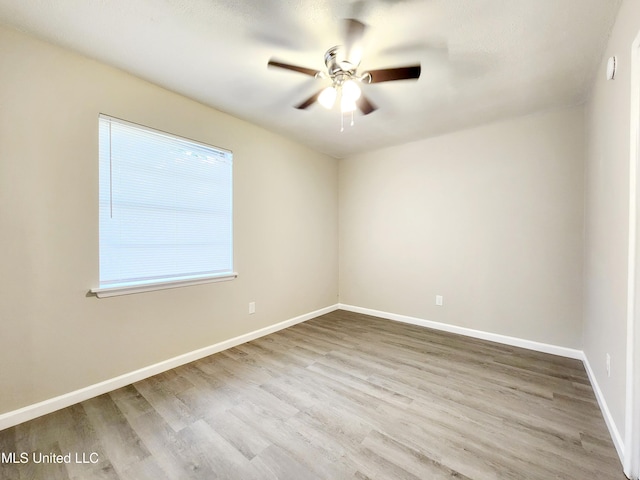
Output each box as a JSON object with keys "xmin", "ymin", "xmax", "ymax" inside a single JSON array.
[{"xmin": 96, "ymin": 115, "xmax": 234, "ymax": 294}]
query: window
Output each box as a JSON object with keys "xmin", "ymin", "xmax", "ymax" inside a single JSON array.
[{"xmin": 92, "ymin": 115, "xmax": 235, "ymax": 298}]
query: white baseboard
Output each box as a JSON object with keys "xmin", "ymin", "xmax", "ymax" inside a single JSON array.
[
  {"xmin": 581, "ymin": 353, "xmax": 626, "ymax": 463},
  {"xmin": 338, "ymin": 304, "xmax": 583, "ymax": 359},
  {"xmin": 0, "ymin": 304, "xmax": 339, "ymax": 431},
  {"xmin": 1, "ymin": 302, "xmax": 626, "ymax": 472}
]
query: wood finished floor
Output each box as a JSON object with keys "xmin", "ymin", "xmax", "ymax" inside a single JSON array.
[{"xmin": 0, "ymin": 310, "xmax": 625, "ymax": 479}]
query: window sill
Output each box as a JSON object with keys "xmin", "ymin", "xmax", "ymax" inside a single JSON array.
[{"xmin": 90, "ymin": 273, "xmax": 238, "ymax": 298}]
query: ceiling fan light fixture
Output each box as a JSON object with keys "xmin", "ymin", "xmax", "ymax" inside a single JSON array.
[
  {"xmin": 318, "ymin": 86, "xmax": 337, "ymax": 109},
  {"xmin": 342, "ymin": 79, "xmax": 361, "ymax": 102},
  {"xmin": 340, "ymin": 96, "xmax": 357, "ymax": 113}
]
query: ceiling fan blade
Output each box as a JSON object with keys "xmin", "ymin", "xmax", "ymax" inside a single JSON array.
[
  {"xmin": 343, "ymin": 18, "xmax": 367, "ymax": 67},
  {"xmin": 268, "ymin": 59, "xmax": 321, "ymax": 77},
  {"xmin": 356, "ymin": 94, "xmax": 377, "ymax": 115},
  {"xmin": 295, "ymin": 90, "xmax": 322, "ymax": 110},
  {"xmin": 365, "ymin": 65, "xmax": 421, "ymax": 83}
]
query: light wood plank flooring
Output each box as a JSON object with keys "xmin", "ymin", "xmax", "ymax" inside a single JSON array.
[{"xmin": 0, "ymin": 310, "xmax": 625, "ymax": 479}]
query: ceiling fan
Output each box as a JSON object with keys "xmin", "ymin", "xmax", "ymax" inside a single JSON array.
[{"xmin": 267, "ymin": 19, "xmax": 421, "ymax": 119}]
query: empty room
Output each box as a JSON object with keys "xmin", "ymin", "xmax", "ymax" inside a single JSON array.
[{"xmin": 1, "ymin": 0, "xmax": 639, "ymax": 479}]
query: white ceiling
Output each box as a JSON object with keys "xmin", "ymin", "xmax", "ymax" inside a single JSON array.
[{"xmin": 0, "ymin": 0, "xmax": 622, "ymax": 158}]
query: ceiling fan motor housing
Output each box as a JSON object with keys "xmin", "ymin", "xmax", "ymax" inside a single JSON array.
[{"xmin": 325, "ymin": 46, "xmax": 353, "ymax": 76}]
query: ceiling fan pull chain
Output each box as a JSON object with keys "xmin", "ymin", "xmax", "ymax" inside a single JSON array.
[{"xmin": 341, "ymin": 112, "xmax": 344, "ymax": 132}]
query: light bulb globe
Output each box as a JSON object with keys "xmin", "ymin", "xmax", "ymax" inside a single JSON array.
[
  {"xmin": 342, "ymin": 80, "xmax": 361, "ymax": 102},
  {"xmin": 341, "ymin": 97, "xmax": 357, "ymax": 113},
  {"xmin": 318, "ymin": 86, "xmax": 337, "ymax": 109}
]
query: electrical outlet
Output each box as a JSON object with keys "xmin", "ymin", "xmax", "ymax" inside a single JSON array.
[
  {"xmin": 249, "ymin": 302, "xmax": 256, "ymax": 314},
  {"xmin": 606, "ymin": 353, "xmax": 611, "ymax": 377},
  {"xmin": 435, "ymin": 295, "xmax": 443, "ymax": 306}
]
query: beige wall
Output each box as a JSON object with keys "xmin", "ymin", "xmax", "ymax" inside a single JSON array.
[
  {"xmin": 339, "ymin": 107, "xmax": 585, "ymax": 348},
  {"xmin": 0, "ymin": 25, "xmax": 339, "ymax": 415},
  {"xmin": 584, "ymin": 0, "xmax": 640, "ymax": 444}
]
